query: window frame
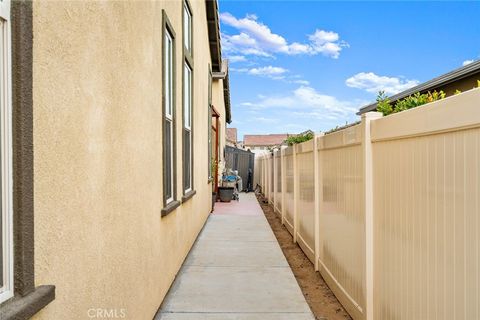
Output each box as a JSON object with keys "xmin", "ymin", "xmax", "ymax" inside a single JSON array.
[
  {"xmin": 0, "ymin": 2, "xmax": 55, "ymax": 317},
  {"xmin": 183, "ymin": 0, "xmax": 193, "ymax": 59},
  {"xmin": 182, "ymin": 59, "xmax": 193, "ymax": 196},
  {"xmin": 0, "ymin": 0, "xmax": 13, "ymax": 304},
  {"xmin": 181, "ymin": 0, "xmax": 195, "ymax": 202},
  {"xmin": 161, "ymin": 10, "xmax": 180, "ymax": 216},
  {"xmin": 164, "ymin": 27, "xmax": 174, "ymax": 205},
  {"xmin": 207, "ymin": 66, "xmax": 212, "ymax": 181},
  {"xmin": 183, "ymin": 61, "xmax": 194, "ymax": 195}
]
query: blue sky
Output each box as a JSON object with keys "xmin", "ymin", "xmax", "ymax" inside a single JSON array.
[{"xmin": 218, "ymin": 1, "xmax": 480, "ymax": 140}]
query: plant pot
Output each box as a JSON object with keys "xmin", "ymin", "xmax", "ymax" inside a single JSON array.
[
  {"xmin": 211, "ymin": 192, "xmax": 217, "ymax": 212},
  {"xmin": 218, "ymin": 187, "xmax": 234, "ymax": 202}
]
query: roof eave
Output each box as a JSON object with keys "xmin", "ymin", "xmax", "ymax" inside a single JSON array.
[
  {"xmin": 206, "ymin": 0, "xmax": 222, "ymax": 72},
  {"xmin": 223, "ymin": 68, "xmax": 231, "ymax": 124}
]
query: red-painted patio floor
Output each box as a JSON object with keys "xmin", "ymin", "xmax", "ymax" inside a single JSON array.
[{"xmin": 212, "ymin": 192, "xmax": 263, "ymax": 216}]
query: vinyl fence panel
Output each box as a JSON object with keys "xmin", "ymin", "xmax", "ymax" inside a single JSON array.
[
  {"xmin": 254, "ymin": 88, "xmax": 480, "ymax": 320},
  {"xmin": 296, "ymin": 140, "xmax": 315, "ymax": 262},
  {"xmin": 371, "ymin": 88, "xmax": 480, "ymax": 320},
  {"xmin": 318, "ymin": 123, "xmax": 366, "ymax": 320},
  {"xmin": 274, "ymin": 150, "xmax": 282, "ymax": 215},
  {"xmin": 284, "ymin": 147, "xmax": 295, "ymax": 235}
]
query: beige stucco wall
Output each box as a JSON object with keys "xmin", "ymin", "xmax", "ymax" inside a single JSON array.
[
  {"xmin": 212, "ymin": 79, "xmax": 227, "ymax": 176},
  {"xmin": 435, "ymin": 73, "xmax": 480, "ymax": 96},
  {"xmin": 31, "ymin": 1, "xmax": 225, "ymax": 319}
]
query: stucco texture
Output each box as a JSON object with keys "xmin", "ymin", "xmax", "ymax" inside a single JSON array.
[
  {"xmin": 211, "ymin": 79, "xmax": 227, "ymax": 177},
  {"xmin": 31, "ymin": 1, "xmax": 220, "ymax": 319}
]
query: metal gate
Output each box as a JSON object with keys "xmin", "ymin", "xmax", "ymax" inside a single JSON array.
[{"xmin": 224, "ymin": 146, "xmax": 255, "ymax": 192}]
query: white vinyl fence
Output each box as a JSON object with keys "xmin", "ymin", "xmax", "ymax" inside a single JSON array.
[{"xmin": 255, "ymin": 88, "xmax": 480, "ymax": 320}]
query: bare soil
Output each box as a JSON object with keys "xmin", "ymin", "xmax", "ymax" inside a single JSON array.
[{"xmin": 256, "ymin": 194, "xmax": 352, "ymax": 320}]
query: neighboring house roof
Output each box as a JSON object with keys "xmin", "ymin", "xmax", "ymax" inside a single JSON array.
[
  {"xmin": 358, "ymin": 60, "xmax": 480, "ymax": 115},
  {"xmin": 226, "ymin": 128, "xmax": 237, "ymax": 143},
  {"xmin": 244, "ymin": 134, "xmax": 289, "ymax": 146}
]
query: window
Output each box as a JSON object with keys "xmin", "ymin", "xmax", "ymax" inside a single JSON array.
[
  {"xmin": 162, "ymin": 12, "xmax": 178, "ymax": 216},
  {"xmin": 182, "ymin": 1, "xmax": 194, "ymax": 198},
  {"xmin": 0, "ymin": 0, "xmax": 13, "ymax": 304},
  {"xmin": 183, "ymin": 1, "xmax": 192, "ymax": 55},
  {"xmin": 164, "ymin": 29, "xmax": 174, "ymax": 204},
  {"xmin": 183, "ymin": 63, "xmax": 192, "ymax": 193},
  {"xmin": 208, "ymin": 69, "xmax": 212, "ymax": 179}
]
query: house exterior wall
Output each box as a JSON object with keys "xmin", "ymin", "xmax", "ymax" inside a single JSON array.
[
  {"xmin": 31, "ymin": 1, "xmax": 225, "ymax": 319},
  {"xmin": 212, "ymin": 79, "xmax": 226, "ymax": 176},
  {"xmin": 434, "ymin": 73, "xmax": 480, "ymax": 96}
]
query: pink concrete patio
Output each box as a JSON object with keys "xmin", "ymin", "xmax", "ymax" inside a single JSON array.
[{"xmin": 212, "ymin": 192, "xmax": 264, "ymax": 216}]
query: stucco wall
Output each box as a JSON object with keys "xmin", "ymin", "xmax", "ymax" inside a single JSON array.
[
  {"xmin": 31, "ymin": 1, "xmax": 222, "ymax": 319},
  {"xmin": 212, "ymin": 79, "xmax": 227, "ymax": 176},
  {"xmin": 435, "ymin": 73, "xmax": 480, "ymax": 96}
]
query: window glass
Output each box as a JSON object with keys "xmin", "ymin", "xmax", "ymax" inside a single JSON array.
[
  {"xmin": 183, "ymin": 63, "xmax": 192, "ymax": 192},
  {"xmin": 184, "ymin": 64, "xmax": 191, "ymax": 129},
  {"xmin": 184, "ymin": 130, "xmax": 191, "ymax": 191},
  {"xmin": 183, "ymin": 4, "xmax": 192, "ymax": 53}
]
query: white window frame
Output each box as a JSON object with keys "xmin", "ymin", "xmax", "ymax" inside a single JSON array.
[
  {"xmin": 164, "ymin": 29, "xmax": 174, "ymax": 205},
  {"xmin": 184, "ymin": 63, "xmax": 192, "ymax": 193},
  {"xmin": 0, "ymin": 0, "xmax": 13, "ymax": 304},
  {"xmin": 183, "ymin": 3, "xmax": 192, "ymax": 54}
]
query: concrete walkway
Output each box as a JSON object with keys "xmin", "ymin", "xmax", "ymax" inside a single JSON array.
[{"xmin": 155, "ymin": 193, "xmax": 314, "ymax": 320}]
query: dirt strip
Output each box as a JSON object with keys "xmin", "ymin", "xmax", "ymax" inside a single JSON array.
[{"xmin": 256, "ymin": 193, "xmax": 352, "ymax": 320}]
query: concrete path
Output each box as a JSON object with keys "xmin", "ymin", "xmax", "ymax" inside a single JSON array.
[{"xmin": 155, "ymin": 193, "xmax": 314, "ymax": 320}]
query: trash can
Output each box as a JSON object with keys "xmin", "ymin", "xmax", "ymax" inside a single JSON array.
[{"xmin": 218, "ymin": 187, "xmax": 234, "ymax": 202}]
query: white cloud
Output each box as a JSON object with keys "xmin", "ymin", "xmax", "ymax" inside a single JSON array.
[
  {"xmin": 256, "ymin": 117, "xmax": 279, "ymax": 123},
  {"xmin": 241, "ymin": 85, "xmax": 361, "ymax": 120},
  {"xmin": 228, "ymin": 55, "xmax": 247, "ymax": 63},
  {"xmin": 292, "ymin": 79, "xmax": 310, "ymax": 85},
  {"xmin": 220, "ymin": 12, "xmax": 348, "ymax": 59},
  {"xmin": 463, "ymin": 59, "xmax": 475, "ymax": 66},
  {"xmin": 248, "ymin": 66, "xmax": 287, "ymax": 76},
  {"xmin": 308, "ymin": 30, "xmax": 349, "ymax": 59},
  {"xmin": 232, "ymin": 65, "xmax": 288, "ymax": 79},
  {"xmin": 345, "ymin": 72, "xmax": 419, "ymax": 95}
]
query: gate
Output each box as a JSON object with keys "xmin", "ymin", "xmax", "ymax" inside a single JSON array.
[{"xmin": 224, "ymin": 146, "xmax": 255, "ymax": 192}]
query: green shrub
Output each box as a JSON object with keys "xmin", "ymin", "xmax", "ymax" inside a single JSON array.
[
  {"xmin": 377, "ymin": 90, "xmax": 446, "ymax": 115},
  {"xmin": 284, "ymin": 132, "xmax": 314, "ymax": 146},
  {"xmin": 376, "ymin": 91, "xmax": 393, "ymax": 116},
  {"xmin": 426, "ymin": 90, "xmax": 446, "ymax": 102}
]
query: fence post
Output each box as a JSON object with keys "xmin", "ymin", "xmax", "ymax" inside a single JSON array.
[
  {"xmin": 260, "ymin": 155, "xmax": 264, "ymax": 193},
  {"xmin": 273, "ymin": 151, "xmax": 276, "ymax": 209},
  {"xmin": 263, "ymin": 154, "xmax": 267, "ymax": 197},
  {"xmin": 293, "ymin": 144, "xmax": 298, "ymax": 243},
  {"xmin": 281, "ymin": 147, "xmax": 286, "ymax": 225},
  {"xmin": 314, "ymin": 133, "xmax": 324, "ymax": 272},
  {"xmin": 362, "ymin": 111, "xmax": 382, "ymax": 320},
  {"xmin": 265, "ymin": 154, "xmax": 268, "ymax": 198},
  {"xmin": 269, "ymin": 154, "xmax": 272, "ymax": 202},
  {"xmin": 270, "ymin": 154, "xmax": 273, "ymax": 204}
]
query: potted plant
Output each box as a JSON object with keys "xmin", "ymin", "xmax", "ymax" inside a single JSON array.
[
  {"xmin": 211, "ymin": 158, "xmax": 218, "ymax": 212},
  {"xmin": 218, "ymin": 169, "xmax": 236, "ymax": 202}
]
